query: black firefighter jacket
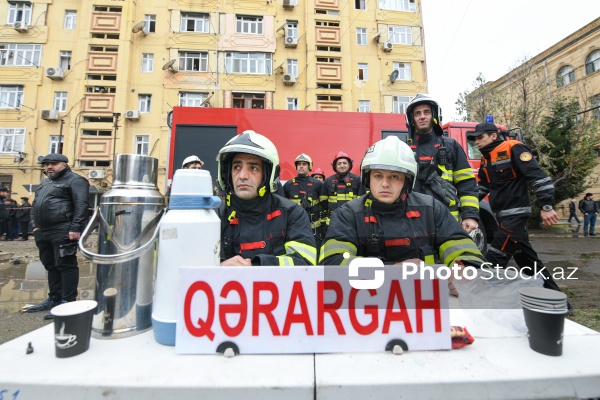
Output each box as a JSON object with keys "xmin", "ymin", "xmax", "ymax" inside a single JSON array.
[
  {"xmin": 477, "ymin": 139, "xmax": 554, "ymax": 219},
  {"xmin": 218, "ymin": 193, "xmax": 317, "ymax": 266}
]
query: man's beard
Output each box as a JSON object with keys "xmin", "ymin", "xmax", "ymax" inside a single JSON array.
[{"xmin": 47, "ymin": 171, "xmax": 60, "ymax": 179}]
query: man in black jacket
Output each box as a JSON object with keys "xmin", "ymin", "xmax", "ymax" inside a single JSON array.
[
  {"xmin": 25, "ymin": 154, "xmax": 90, "ymax": 317},
  {"xmin": 0, "ymin": 187, "xmax": 8, "ymax": 238},
  {"xmin": 17, "ymin": 197, "xmax": 31, "ymax": 240},
  {"xmin": 579, "ymin": 193, "xmax": 598, "ymax": 236}
]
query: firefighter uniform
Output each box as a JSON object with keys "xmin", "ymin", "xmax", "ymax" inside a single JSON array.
[
  {"xmin": 411, "ymin": 134, "xmax": 480, "ymax": 222},
  {"xmin": 219, "ymin": 193, "xmax": 317, "ymax": 266},
  {"xmin": 478, "ymin": 138, "xmax": 561, "ymax": 291},
  {"xmin": 283, "ymin": 175, "xmax": 324, "ymax": 248},
  {"xmin": 319, "ymin": 192, "xmax": 485, "ymax": 267}
]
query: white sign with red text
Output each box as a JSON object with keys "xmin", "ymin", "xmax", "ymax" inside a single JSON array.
[{"xmin": 176, "ymin": 265, "xmax": 450, "ymax": 354}]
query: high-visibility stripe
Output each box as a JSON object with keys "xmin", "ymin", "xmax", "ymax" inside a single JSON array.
[
  {"xmin": 419, "ymin": 156, "xmax": 434, "ymax": 161},
  {"xmin": 284, "ymin": 240, "xmax": 317, "ymax": 266},
  {"xmin": 497, "ymin": 207, "xmax": 531, "ymax": 218},
  {"xmin": 240, "ymin": 241, "xmax": 266, "ymax": 251},
  {"xmin": 459, "ymin": 195, "xmax": 480, "ymax": 209},
  {"xmin": 438, "ymin": 238, "xmax": 481, "ymax": 266},
  {"xmin": 385, "ymin": 238, "xmax": 410, "ymax": 247},
  {"xmin": 453, "ymin": 168, "xmax": 475, "ymax": 183},
  {"xmin": 277, "ymin": 256, "xmax": 295, "ymax": 266},
  {"xmin": 406, "ymin": 211, "xmax": 420, "ymax": 218},
  {"xmin": 424, "ymin": 254, "xmax": 435, "ymax": 265},
  {"xmin": 319, "ymin": 239, "xmax": 357, "ymax": 264},
  {"xmin": 266, "ymin": 210, "xmax": 281, "ymax": 220}
]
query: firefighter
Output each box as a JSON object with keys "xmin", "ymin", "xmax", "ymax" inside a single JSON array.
[
  {"xmin": 217, "ymin": 130, "xmax": 316, "ymax": 266},
  {"xmin": 320, "ymin": 136, "xmax": 485, "ymax": 275},
  {"xmin": 405, "ymin": 94, "xmax": 480, "ymax": 236},
  {"xmin": 182, "ymin": 155, "xmax": 204, "ymax": 169},
  {"xmin": 320, "ymin": 151, "xmax": 364, "ymax": 237},
  {"xmin": 467, "ymin": 122, "xmax": 567, "ymax": 297},
  {"xmin": 283, "ymin": 154, "xmax": 324, "ymax": 250},
  {"xmin": 311, "ymin": 167, "xmax": 325, "ymax": 182}
]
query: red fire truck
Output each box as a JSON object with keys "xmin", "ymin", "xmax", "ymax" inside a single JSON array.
[{"xmin": 169, "ymin": 107, "xmax": 503, "ymax": 251}]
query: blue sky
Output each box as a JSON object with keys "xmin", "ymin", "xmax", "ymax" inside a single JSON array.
[{"xmin": 421, "ymin": 0, "xmax": 598, "ymax": 121}]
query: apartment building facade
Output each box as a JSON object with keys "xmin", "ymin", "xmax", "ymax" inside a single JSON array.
[{"xmin": 0, "ymin": 0, "xmax": 426, "ymax": 197}]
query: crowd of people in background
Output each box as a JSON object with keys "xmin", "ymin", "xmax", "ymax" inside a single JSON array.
[{"xmin": 0, "ymin": 187, "xmax": 31, "ymax": 241}]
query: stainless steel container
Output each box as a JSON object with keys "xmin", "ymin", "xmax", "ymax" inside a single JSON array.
[{"xmin": 79, "ymin": 154, "xmax": 165, "ymax": 339}]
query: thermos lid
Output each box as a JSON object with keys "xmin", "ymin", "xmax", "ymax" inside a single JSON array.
[{"xmin": 112, "ymin": 154, "xmax": 159, "ymax": 188}]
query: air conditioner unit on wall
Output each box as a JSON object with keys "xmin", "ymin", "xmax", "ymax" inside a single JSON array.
[
  {"xmin": 125, "ymin": 110, "xmax": 140, "ymax": 119},
  {"xmin": 46, "ymin": 67, "xmax": 65, "ymax": 80},
  {"xmin": 283, "ymin": 74, "xmax": 297, "ymax": 85},
  {"xmin": 13, "ymin": 21, "xmax": 30, "ymax": 32},
  {"xmin": 382, "ymin": 41, "xmax": 393, "ymax": 52},
  {"xmin": 283, "ymin": 0, "xmax": 297, "ymax": 9},
  {"xmin": 285, "ymin": 36, "xmax": 298, "ymax": 47},
  {"xmin": 88, "ymin": 170, "xmax": 105, "ymax": 179},
  {"xmin": 41, "ymin": 110, "xmax": 59, "ymax": 121}
]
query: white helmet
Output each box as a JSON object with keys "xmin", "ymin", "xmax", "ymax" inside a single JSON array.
[
  {"xmin": 182, "ymin": 155, "xmax": 204, "ymax": 168},
  {"xmin": 217, "ymin": 130, "xmax": 280, "ymax": 195},
  {"xmin": 294, "ymin": 153, "xmax": 313, "ymax": 171},
  {"xmin": 405, "ymin": 93, "xmax": 443, "ymax": 135},
  {"xmin": 361, "ymin": 136, "xmax": 418, "ymax": 191}
]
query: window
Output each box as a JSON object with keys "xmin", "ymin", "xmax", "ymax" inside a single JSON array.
[
  {"xmin": 59, "ymin": 51, "xmax": 71, "ymax": 70},
  {"xmin": 316, "ymin": 95, "xmax": 342, "ymax": 101},
  {"xmin": 355, "ymin": 0, "xmax": 366, "ymax": 10},
  {"xmin": 0, "ymin": 44, "xmax": 42, "ymax": 67},
  {"xmin": 226, "ymin": 52, "xmax": 272, "ymax": 74},
  {"xmin": 358, "ymin": 63, "xmax": 368, "ymax": 81},
  {"xmin": 585, "ymin": 50, "xmax": 600, "ymax": 75},
  {"xmin": 93, "ymin": 6, "xmax": 122, "ymax": 12},
  {"xmin": 49, "ymin": 136, "xmax": 64, "ymax": 155},
  {"xmin": 178, "ymin": 51, "xmax": 208, "ymax": 72},
  {"xmin": 232, "ymin": 93, "xmax": 264, "ymax": 109},
  {"xmin": 316, "ymin": 57, "xmax": 341, "ymax": 63},
  {"xmin": 82, "ymin": 129, "xmax": 112, "ymax": 136},
  {"xmin": 135, "ymin": 135, "xmax": 149, "ymax": 156},
  {"xmin": 236, "ymin": 16, "xmax": 263, "ymax": 34},
  {"xmin": 144, "ymin": 15, "xmax": 156, "ymax": 33},
  {"xmin": 556, "ymin": 65, "xmax": 575, "ymax": 88},
  {"xmin": 64, "ymin": 10, "xmax": 77, "ymax": 29},
  {"xmin": 315, "ymin": 9, "xmax": 340, "ymax": 16},
  {"xmin": 379, "ymin": 0, "xmax": 416, "ymax": 12},
  {"xmin": 53, "ymin": 92, "xmax": 67, "ymax": 112},
  {"xmin": 359, "ymin": 100, "xmax": 370, "ymax": 112},
  {"xmin": 286, "ymin": 22, "xmax": 298, "ymax": 39},
  {"xmin": 393, "ymin": 62, "xmax": 411, "ymax": 80},
  {"xmin": 592, "ymin": 95, "xmax": 600, "ymax": 121},
  {"xmin": 316, "ymin": 21, "xmax": 339, "ymax": 27},
  {"xmin": 388, "ymin": 26, "xmax": 412, "ymax": 45},
  {"xmin": 0, "ymin": 86, "xmax": 23, "ymax": 109},
  {"xmin": 7, "ymin": 3, "xmax": 31, "ymax": 25},
  {"xmin": 142, "ymin": 53, "xmax": 154, "ymax": 72},
  {"xmin": 138, "ymin": 94, "xmax": 152, "ymax": 113},
  {"xmin": 316, "ymin": 83, "xmax": 342, "ymax": 89},
  {"xmin": 287, "ymin": 59, "xmax": 298, "ymax": 77},
  {"xmin": 89, "ymin": 45, "xmax": 118, "ymax": 52},
  {"xmin": 287, "ymin": 98, "xmax": 299, "ymax": 110},
  {"xmin": 79, "ymin": 160, "xmax": 111, "ymax": 167},
  {"xmin": 393, "ymin": 95, "xmax": 412, "ymax": 114},
  {"xmin": 0, "ymin": 128, "xmax": 25, "ymax": 153},
  {"xmin": 181, "ymin": 13, "xmax": 209, "ymax": 33},
  {"xmin": 356, "ymin": 28, "xmax": 367, "ymax": 45},
  {"xmin": 179, "ymin": 92, "xmax": 210, "ymax": 107}
]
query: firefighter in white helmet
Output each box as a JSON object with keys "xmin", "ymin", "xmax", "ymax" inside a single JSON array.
[
  {"xmin": 217, "ymin": 130, "xmax": 316, "ymax": 266},
  {"xmin": 182, "ymin": 155, "xmax": 204, "ymax": 169},
  {"xmin": 283, "ymin": 153, "xmax": 325, "ymax": 250},
  {"xmin": 405, "ymin": 94, "xmax": 480, "ymax": 235},
  {"xmin": 320, "ymin": 136, "xmax": 485, "ymax": 274}
]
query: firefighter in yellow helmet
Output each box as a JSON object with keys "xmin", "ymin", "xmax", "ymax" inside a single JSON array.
[
  {"xmin": 217, "ymin": 131, "xmax": 316, "ymax": 266},
  {"xmin": 283, "ymin": 154, "xmax": 325, "ymax": 250}
]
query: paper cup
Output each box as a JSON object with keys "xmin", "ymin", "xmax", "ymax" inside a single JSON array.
[
  {"xmin": 522, "ymin": 306, "xmax": 566, "ymax": 356},
  {"xmin": 52, "ymin": 300, "xmax": 97, "ymax": 358}
]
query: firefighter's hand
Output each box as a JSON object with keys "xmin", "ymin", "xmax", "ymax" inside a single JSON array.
[
  {"xmin": 541, "ymin": 209, "xmax": 559, "ymax": 226},
  {"xmin": 461, "ymin": 218, "xmax": 478, "ymax": 234},
  {"xmin": 220, "ymin": 256, "xmax": 252, "ymax": 266}
]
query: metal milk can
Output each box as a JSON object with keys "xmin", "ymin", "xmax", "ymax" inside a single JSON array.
[{"xmin": 79, "ymin": 154, "xmax": 165, "ymax": 339}]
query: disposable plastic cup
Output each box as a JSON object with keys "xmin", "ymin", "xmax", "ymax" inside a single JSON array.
[
  {"xmin": 522, "ymin": 306, "xmax": 566, "ymax": 356},
  {"xmin": 52, "ymin": 300, "xmax": 97, "ymax": 358}
]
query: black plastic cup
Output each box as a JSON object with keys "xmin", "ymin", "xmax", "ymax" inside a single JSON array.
[
  {"xmin": 522, "ymin": 306, "xmax": 566, "ymax": 356},
  {"xmin": 52, "ymin": 300, "xmax": 98, "ymax": 358}
]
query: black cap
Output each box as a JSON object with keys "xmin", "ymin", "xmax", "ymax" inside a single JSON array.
[
  {"xmin": 40, "ymin": 153, "xmax": 69, "ymax": 164},
  {"xmin": 21, "ymin": 196, "xmax": 29, "ymax": 201},
  {"xmin": 0, "ymin": 188, "xmax": 9, "ymax": 192},
  {"xmin": 467, "ymin": 122, "xmax": 498, "ymax": 140}
]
